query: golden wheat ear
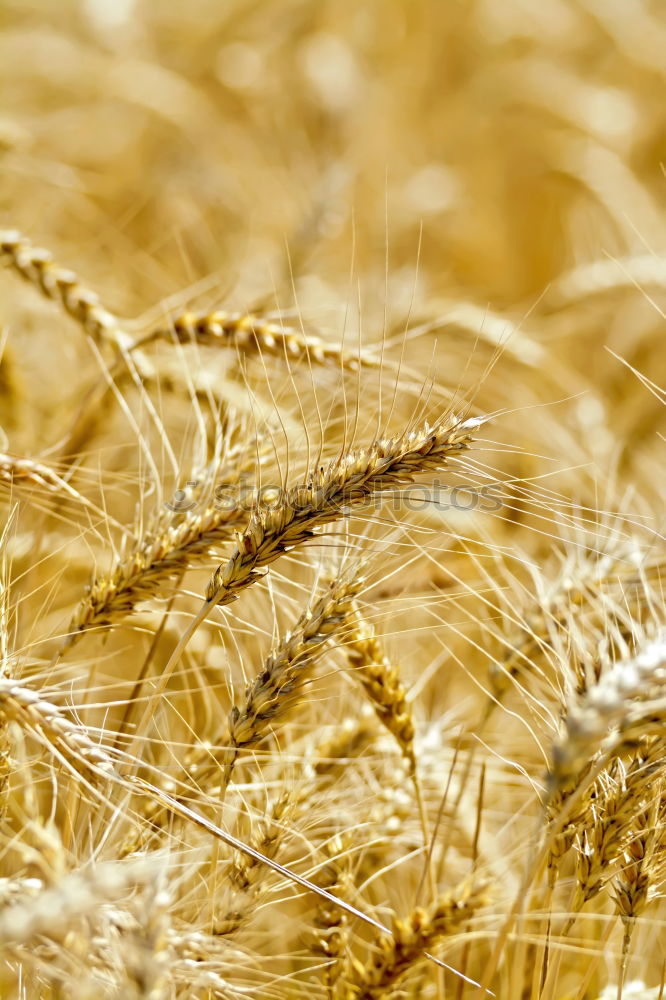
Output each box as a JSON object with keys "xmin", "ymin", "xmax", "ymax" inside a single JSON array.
[
  {"xmin": 345, "ymin": 880, "xmax": 489, "ymax": 999},
  {"xmin": 0, "ymin": 231, "xmax": 124, "ymax": 351},
  {"xmin": 208, "ymin": 573, "xmax": 363, "ymax": 791},
  {"xmin": 345, "ymin": 605, "xmax": 415, "ymax": 767},
  {"xmin": 0, "ymin": 677, "xmax": 116, "ymax": 780},
  {"xmin": 140, "ymin": 308, "xmax": 380, "ymax": 370},
  {"xmin": 205, "ymin": 414, "xmax": 485, "ymax": 609},
  {"xmin": 63, "ymin": 498, "xmax": 249, "ymax": 651},
  {"xmin": 549, "ymin": 629, "xmax": 666, "ymax": 792}
]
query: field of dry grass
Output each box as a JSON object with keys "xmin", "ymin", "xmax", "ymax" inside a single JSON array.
[{"xmin": 0, "ymin": 1, "xmax": 665, "ymax": 997}]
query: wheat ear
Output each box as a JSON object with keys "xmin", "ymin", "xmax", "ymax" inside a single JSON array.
[
  {"xmin": 0, "ymin": 231, "xmax": 175, "ymax": 486},
  {"xmin": 0, "ymin": 856, "xmax": 158, "ymax": 946},
  {"xmin": 220, "ymin": 575, "xmax": 362, "ymax": 789},
  {"xmin": 550, "ymin": 630, "xmax": 666, "ymax": 790},
  {"xmin": 0, "ymin": 451, "xmax": 112, "ymax": 521},
  {"xmin": 122, "ymin": 576, "xmax": 362, "ymax": 846},
  {"xmin": 0, "ymin": 230, "xmax": 127, "ymax": 351},
  {"xmin": 572, "ymin": 738, "xmax": 664, "ymax": 913},
  {"xmin": 613, "ymin": 788, "xmax": 666, "ymax": 994},
  {"xmin": 143, "ymin": 309, "xmax": 379, "ymax": 370},
  {"xmin": 346, "ymin": 881, "xmax": 488, "ymax": 999},
  {"xmin": 65, "ymin": 500, "xmax": 249, "ymax": 648},
  {"xmin": 345, "ymin": 607, "xmax": 415, "ymax": 768},
  {"xmin": 546, "ymin": 255, "xmax": 666, "ymax": 310},
  {"xmin": 312, "ymin": 711, "xmax": 376, "ymax": 780},
  {"xmin": 310, "ymin": 834, "xmax": 352, "ymax": 996},
  {"xmin": 206, "ymin": 414, "xmax": 483, "ymax": 608},
  {"xmin": 0, "ymin": 677, "xmax": 115, "ymax": 777},
  {"xmin": 214, "ymin": 792, "xmax": 291, "ymax": 936}
]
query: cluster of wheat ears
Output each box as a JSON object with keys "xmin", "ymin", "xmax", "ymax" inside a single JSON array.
[{"xmin": 1, "ymin": 1, "xmax": 666, "ymax": 998}]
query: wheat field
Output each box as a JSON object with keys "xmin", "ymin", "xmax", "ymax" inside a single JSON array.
[{"xmin": 0, "ymin": 1, "xmax": 665, "ymax": 997}]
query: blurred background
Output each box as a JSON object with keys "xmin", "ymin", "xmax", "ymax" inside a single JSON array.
[{"xmin": 1, "ymin": 0, "xmax": 664, "ymax": 377}]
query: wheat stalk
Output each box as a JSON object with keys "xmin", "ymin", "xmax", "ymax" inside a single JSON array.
[{"xmin": 7, "ymin": 7, "xmax": 666, "ymax": 996}]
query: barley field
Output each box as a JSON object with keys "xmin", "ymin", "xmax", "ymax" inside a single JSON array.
[{"xmin": 0, "ymin": 1, "xmax": 665, "ymax": 997}]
